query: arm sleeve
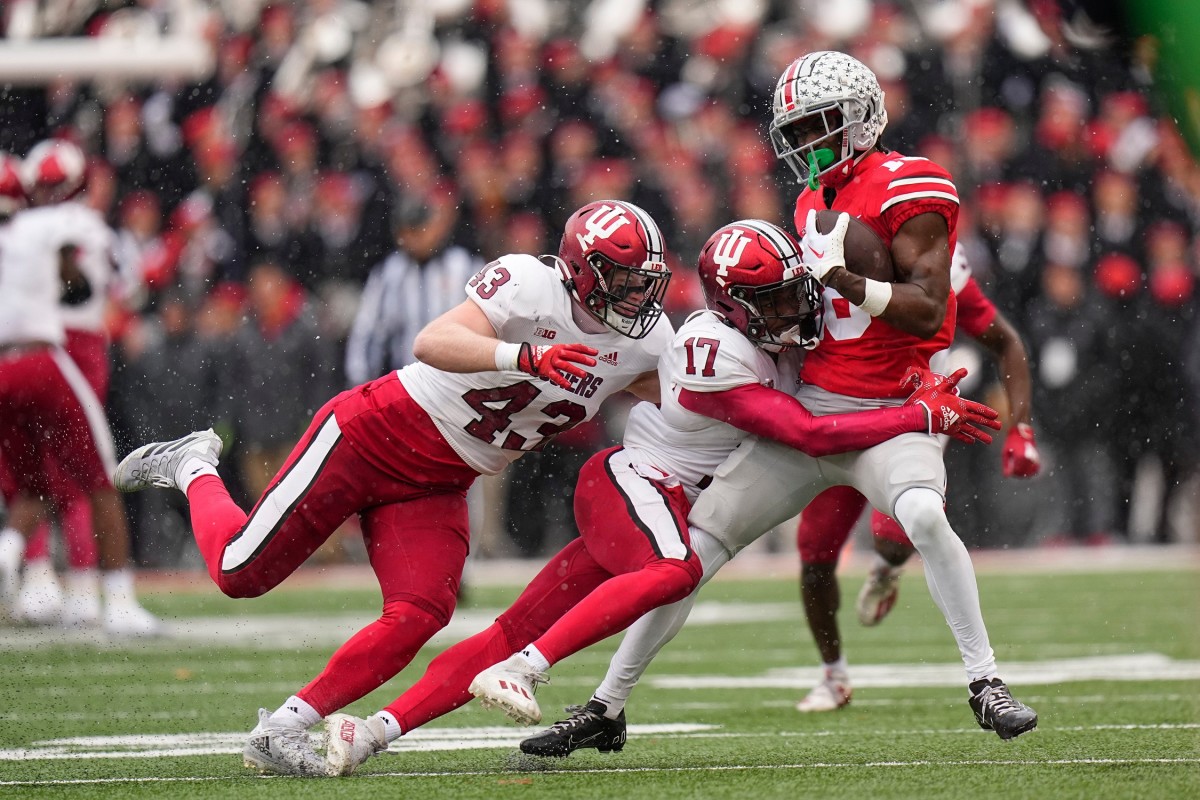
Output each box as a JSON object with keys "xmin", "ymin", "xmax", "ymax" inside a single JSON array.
[{"xmin": 678, "ymin": 383, "xmax": 928, "ymax": 458}]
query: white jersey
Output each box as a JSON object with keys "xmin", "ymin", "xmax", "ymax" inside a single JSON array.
[
  {"xmin": 52, "ymin": 202, "xmax": 115, "ymax": 333},
  {"xmin": 622, "ymin": 311, "xmax": 803, "ymax": 502},
  {"xmin": 399, "ymin": 253, "xmax": 672, "ymax": 475},
  {"xmin": 0, "ymin": 207, "xmax": 66, "ymax": 346}
]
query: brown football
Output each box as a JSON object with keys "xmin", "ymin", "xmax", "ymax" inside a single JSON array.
[{"xmin": 813, "ymin": 209, "xmax": 895, "ymax": 282}]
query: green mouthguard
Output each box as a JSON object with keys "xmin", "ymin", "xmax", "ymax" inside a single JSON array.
[{"xmin": 806, "ymin": 148, "xmax": 836, "ymax": 190}]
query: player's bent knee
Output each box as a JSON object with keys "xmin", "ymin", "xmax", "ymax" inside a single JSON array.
[
  {"xmin": 647, "ymin": 558, "xmax": 702, "ymax": 605},
  {"xmin": 892, "ymin": 487, "xmax": 949, "ymax": 547}
]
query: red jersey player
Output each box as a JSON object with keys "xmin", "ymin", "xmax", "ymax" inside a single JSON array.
[
  {"xmin": 795, "ymin": 245, "xmax": 1041, "ymax": 713},
  {"xmin": 517, "ymin": 52, "xmax": 1037, "ymax": 758},
  {"xmin": 314, "ymin": 220, "xmax": 997, "ymax": 776},
  {"xmin": 112, "ymin": 200, "xmax": 676, "ymax": 776}
]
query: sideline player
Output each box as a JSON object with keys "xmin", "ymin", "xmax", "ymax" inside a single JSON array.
[
  {"xmin": 795, "ymin": 245, "xmax": 1041, "ymax": 711},
  {"xmin": 12, "ymin": 140, "xmax": 159, "ymax": 633},
  {"xmin": 316, "ymin": 219, "xmax": 998, "ymax": 775},
  {"xmin": 0, "ymin": 152, "xmax": 150, "ymax": 634},
  {"xmin": 522, "ymin": 51, "xmax": 1039, "ymax": 757},
  {"xmin": 111, "ymin": 200, "xmax": 675, "ymax": 776}
]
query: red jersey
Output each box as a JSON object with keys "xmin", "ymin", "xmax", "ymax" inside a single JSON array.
[{"xmin": 795, "ymin": 151, "xmax": 960, "ymax": 398}]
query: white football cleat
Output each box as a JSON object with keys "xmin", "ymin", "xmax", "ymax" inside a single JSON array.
[
  {"xmin": 113, "ymin": 429, "xmax": 222, "ymax": 493},
  {"xmin": 244, "ymin": 708, "xmax": 328, "ymax": 776},
  {"xmin": 468, "ymin": 653, "xmax": 549, "ymax": 725},
  {"xmin": 0, "ymin": 528, "xmax": 23, "ymax": 620},
  {"xmin": 856, "ymin": 564, "xmax": 902, "ymax": 627},
  {"xmin": 15, "ymin": 559, "xmax": 64, "ymax": 626},
  {"xmin": 103, "ymin": 601, "xmax": 163, "ymax": 637},
  {"xmin": 324, "ymin": 713, "xmax": 387, "ymax": 776},
  {"xmin": 796, "ymin": 672, "xmax": 852, "ymax": 713}
]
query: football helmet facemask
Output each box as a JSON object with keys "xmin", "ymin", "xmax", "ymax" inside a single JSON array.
[
  {"xmin": 21, "ymin": 139, "xmax": 87, "ymax": 205},
  {"xmin": 556, "ymin": 200, "xmax": 671, "ymax": 340},
  {"xmin": 698, "ymin": 219, "xmax": 824, "ymax": 352},
  {"xmin": 770, "ymin": 51, "xmax": 888, "ymax": 191}
]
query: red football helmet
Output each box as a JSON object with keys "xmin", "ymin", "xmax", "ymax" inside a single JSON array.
[
  {"xmin": 0, "ymin": 154, "xmax": 26, "ymax": 217},
  {"xmin": 698, "ymin": 219, "xmax": 824, "ymax": 351},
  {"xmin": 21, "ymin": 139, "xmax": 87, "ymax": 205},
  {"xmin": 556, "ymin": 200, "xmax": 671, "ymax": 339}
]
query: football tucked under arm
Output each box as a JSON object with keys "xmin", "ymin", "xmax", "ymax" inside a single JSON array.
[{"xmin": 677, "ymin": 383, "xmax": 927, "ymax": 458}]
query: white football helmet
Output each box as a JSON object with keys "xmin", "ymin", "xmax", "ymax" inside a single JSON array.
[{"xmin": 770, "ymin": 51, "xmax": 888, "ymax": 190}]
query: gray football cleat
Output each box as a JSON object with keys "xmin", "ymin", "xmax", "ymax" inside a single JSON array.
[
  {"xmin": 113, "ymin": 429, "xmax": 222, "ymax": 492},
  {"xmin": 243, "ymin": 708, "xmax": 328, "ymax": 776}
]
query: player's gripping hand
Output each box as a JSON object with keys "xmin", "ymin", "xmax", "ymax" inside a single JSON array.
[
  {"xmin": 902, "ymin": 367, "xmax": 1002, "ymax": 444},
  {"xmin": 518, "ymin": 342, "xmax": 598, "ymax": 390},
  {"xmin": 1001, "ymin": 423, "xmax": 1041, "ymax": 477},
  {"xmin": 800, "ymin": 209, "xmax": 849, "ymax": 284}
]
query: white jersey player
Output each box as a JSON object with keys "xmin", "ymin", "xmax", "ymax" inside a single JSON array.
[
  {"xmin": 315, "ymin": 221, "xmax": 999, "ymax": 775},
  {"xmin": 110, "ymin": 200, "xmax": 676, "ymax": 777}
]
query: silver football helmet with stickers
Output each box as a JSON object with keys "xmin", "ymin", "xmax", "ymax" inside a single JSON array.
[{"xmin": 770, "ymin": 51, "xmax": 888, "ymax": 190}]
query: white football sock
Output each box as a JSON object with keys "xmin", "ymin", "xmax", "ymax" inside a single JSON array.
[
  {"xmin": 375, "ymin": 711, "xmax": 402, "ymax": 742},
  {"xmin": 269, "ymin": 695, "xmax": 322, "ymax": 729},
  {"xmin": 100, "ymin": 568, "xmax": 137, "ymax": 606},
  {"xmin": 177, "ymin": 457, "xmax": 218, "ymax": 493},
  {"xmin": 519, "ymin": 644, "xmax": 550, "ymax": 672},
  {"xmin": 823, "ymin": 656, "xmax": 848, "ymax": 678},
  {"xmin": 894, "ymin": 487, "xmax": 997, "ymax": 682}
]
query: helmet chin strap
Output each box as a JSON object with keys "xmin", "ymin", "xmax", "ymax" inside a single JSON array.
[{"xmin": 806, "ymin": 148, "xmax": 836, "ymax": 190}]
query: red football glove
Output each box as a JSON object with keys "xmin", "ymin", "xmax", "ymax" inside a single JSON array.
[
  {"xmin": 1001, "ymin": 423, "xmax": 1041, "ymax": 478},
  {"xmin": 900, "ymin": 365, "xmax": 955, "ymax": 395},
  {"xmin": 902, "ymin": 367, "xmax": 1002, "ymax": 445},
  {"xmin": 517, "ymin": 342, "xmax": 598, "ymax": 390}
]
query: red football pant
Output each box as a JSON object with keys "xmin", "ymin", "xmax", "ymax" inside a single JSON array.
[
  {"xmin": 797, "ymin": 484, "xmax": 912, "ymax": 565},
  {"xmin": 185, "ymin": 383, "xmax": 476, "ymax": 717},
  {"xmin": 384, "ymin": 447, "xmax": 702, "ymax": 733},
  {"xmin": 25, "ymin": 331, "xmax": 108, "ymax": 569}
]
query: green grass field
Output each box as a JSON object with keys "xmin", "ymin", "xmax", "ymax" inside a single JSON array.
[{"xmin": 2, "ymin": 557, "xmax": 1197, "ymax": 799}]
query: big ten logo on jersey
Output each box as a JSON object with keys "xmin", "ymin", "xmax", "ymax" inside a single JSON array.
[
  {"xmin": 576, "ymin": 204, "xmax": 630, "ymax": 249},
  {"xmin": 534, "ymin": 327, "xmax": 556, "ymax": 340},
  {"xmin": 711, "ymin": 229, "xmax": 750, "ymax": 287},
  {"xmin": 469, "ymin": 261, "xmax": 511, "ymax": 299}
]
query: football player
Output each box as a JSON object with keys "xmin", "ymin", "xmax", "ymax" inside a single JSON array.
[
  {"xmin": 521, "ymin": 51, "xmax": 1038, "ymax": 758},
  {"xmin": 317, "ymin": 220, "xmax": 998, "ymax": 775},
  {"xmin": 112, "ymin": 200, "xmax": 675, "ymax": 776},
  {"xmin": 11, "ymin": 140, "xmax": 158, "ymax": 634},
  {"xmin": 0, "ymin": 151, "xmax": 147, "ymax": 634},
  {"xmin": 795, "ymin": 245, "xmax": 1041, "ymax": 713}
]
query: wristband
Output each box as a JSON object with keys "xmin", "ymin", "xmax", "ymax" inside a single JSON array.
[
  {"xmin": 494, "ymin": 341, "xmax": 522, "ymax": 372},
  {"xmin": 856, "ymin": 278, "xmax": 892, "ymax": 317}
]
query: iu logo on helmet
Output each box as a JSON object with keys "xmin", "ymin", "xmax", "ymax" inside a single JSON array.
[
  {"xmin": 711, "ymin": 230, "xmax": 750, "ymax": 287},
  {"xmin": 576, "ymin": 204, "xmax": 631, "ymax": 250}
]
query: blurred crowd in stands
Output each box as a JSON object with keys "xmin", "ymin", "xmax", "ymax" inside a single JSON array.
[{"xmin": 1, "ymin": 0, "xmax": 1196, "ymax": 563}]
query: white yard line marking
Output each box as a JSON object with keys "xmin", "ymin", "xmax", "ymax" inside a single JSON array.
[
  {"xmin": 650, "ymin": 653, "xmax": 1200, "ymax": 689},
  {"xmin": 3, "ymin": 757, "xmax": 1199, "ymax": 786},
  {"xmin": 3, "ymin": 722, "xmax": 1197, "ymax": 762}
]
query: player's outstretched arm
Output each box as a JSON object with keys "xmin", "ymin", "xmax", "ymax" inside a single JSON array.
[
  {"xmin": 972, "ymin": 310, "xmax": 1041, "ymax": 477},
  {"xmin": 413, "ymin": 299, "xmax": 597, "ymax": 388},
  {"xmin": 678, "ymin": 383, "xmax": 928, "ymax": 458}
]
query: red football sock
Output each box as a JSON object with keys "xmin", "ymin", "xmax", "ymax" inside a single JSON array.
[
  {"xmin": 299, "ymin": 600, "xmax": 443, "ymax": 718},
  {"xmin": 534, "ymin": 560, "xmax": 697, "ymax": 666},
  {"xmin": 25, "ymin": 522, "xmax": 50, "ymax": 561},
  {"xmin": 185, "ymin": 474, "xmax": 248, "ymax": 586},
  {"xmin": 61, "ymin": 493, "xmax": 98, "ymax": 569},
  {"xmin": 384, "ymin": 622, "xmax": 515, "ymax": 734}
]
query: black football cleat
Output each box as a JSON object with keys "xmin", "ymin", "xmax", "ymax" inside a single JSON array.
[
  {"xmin": 519, "ymin": 701, "xmax": 626, "ymax": 758},
  {"xmin": 969, "ymin": 678, "xmax": 1038, "ymax": 740}
]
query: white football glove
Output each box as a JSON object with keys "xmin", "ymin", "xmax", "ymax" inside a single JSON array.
[{"xmin": 800, "ymin": 209, "xmax": 849, "ymax": 284}]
